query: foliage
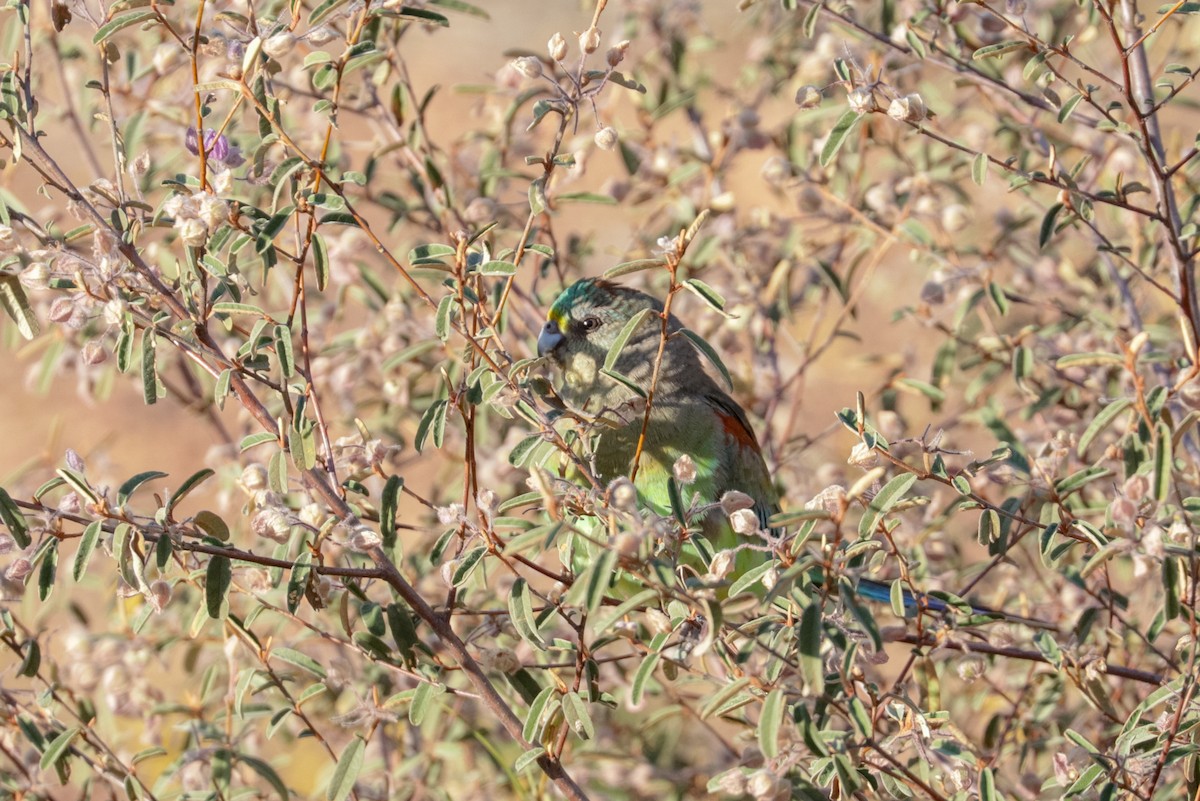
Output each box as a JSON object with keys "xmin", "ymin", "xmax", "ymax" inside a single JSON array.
[{"xmin": 0, "ymin": 0, "xmax": 1199, "ymax": 799}]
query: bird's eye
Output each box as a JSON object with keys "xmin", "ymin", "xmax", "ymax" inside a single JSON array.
[{"xmin": 581, "ymin": 316, "xmax": 602, "ymax": 332}]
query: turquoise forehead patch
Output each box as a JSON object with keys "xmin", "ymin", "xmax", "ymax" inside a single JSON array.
[{"xmin": 547, "ymin": 279, "xmax": 603, "ymax": 323}]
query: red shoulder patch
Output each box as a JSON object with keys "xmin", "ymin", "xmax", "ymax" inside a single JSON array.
[{"xmin": 710, "ymin": 407, "xmax": 758, "ymax": 450}]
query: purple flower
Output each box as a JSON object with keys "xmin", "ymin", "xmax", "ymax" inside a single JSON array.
[{"xmin": 185, "ymin": 127, "xmax": 245, "ymax": 167}]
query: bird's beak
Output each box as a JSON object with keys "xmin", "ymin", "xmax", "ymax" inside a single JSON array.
[{"xmin": 537, "ymin": 319, "xmax": 565, "ymax": 357}]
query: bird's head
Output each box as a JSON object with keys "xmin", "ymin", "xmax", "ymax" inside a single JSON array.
[{"xmin": 537, "ymin": 278, "xmax": 702, "ymax": 409}]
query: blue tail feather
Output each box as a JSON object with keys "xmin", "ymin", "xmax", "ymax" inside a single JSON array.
[{"xmin": 852, "ymin": 577, "xmax": 1055, "ymax": 630}]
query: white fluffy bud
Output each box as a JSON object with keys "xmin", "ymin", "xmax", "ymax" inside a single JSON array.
[
  {"xmin": 672, "ymin": 454, "xmax": 697, "ymax": 485},
  {"xmin": 887, "ymin": 93, "xmax": 928, "ymax": 123},
  {"xmin": 795, "ymin": 84, "xmax": 822, "ymax": 109},
  {"xmin": 511, "ymin": 56, "xmax": 542, "ymax": 79},
  {"xmin": 594, "ymin": 126, "xmax": 618, "ymax": 151},
  {"xmin": 729, "ymin": 508, "xmax": 760, "ymax": 535},
  {"xmin": 848, "ymin": 87, "xmax": 876, "ymax": 115},
  {"xmin": 579, "ymin": 26, "xmax": 600, "ymax": 54},
  {"xmin": 548, "ymin": 32, "xmax": 568, "ymax": 62}
]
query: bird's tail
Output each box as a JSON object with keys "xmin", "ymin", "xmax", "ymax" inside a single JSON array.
[{"xmin": 854, "ymin": 578, "xmax": 1056, "ymax": 630}]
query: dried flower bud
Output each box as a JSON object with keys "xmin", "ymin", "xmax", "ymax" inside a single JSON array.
[
  {"xmin": 614, "ymin": 532, "xmax": 641, "ymax": 558},
  {"xmin": 720, "ymin": 490, "xmax": 756, "ymax": 515},
  {"xmin": 708, "ymin": 550, "xmax": 735, "ymax": 580},
  {"xmin": 920, "ymin": 280, "xmax": 946, "ymax": 305},
  {"xmin": 511, "ymin": 56, "xmax": 542, "ymax": 79},
  {"xmin": 606, "ymin": 39, "xmax": 630, "ymax": 67},
  {"xmin": 1123, "ymin": 474, "xmax": 1149, "ymax": 502},
  {"xmin": 441, "ymin": 560, "xmax": 458, "ymax": 587},
  {"xmin": 0, "ymin": 225, "xmax": 16, "ymax": 253},
  {"xmin": 240, "ymin": 464, "xmax": 269, "ymax": 492},
  {"xmin": 1109, "ymin": 496, "xmax": 1138, "ymax": 528},
  {"xmin": 48, "ymin": 297, "xmax": 76, "ymax": 323},
  {"xmin": 148, "ymin": 579, "xmax": 171, "ymax": 612},
  {"xmin": 5, "ymin": 557, "xmax": 32, "ymax": 582},
  {"xmin": 761, "ymin": 566, "xmax": 779, "ymax": 591},
  {"xmin": 594, "ymin": 126, "xmax": 618, "ymax": 151},
  {"xmin": 729, "ymin": 508, "xmax": 759, "ymax": 535},
  {"xmin": 672, "ymin": 454, "xmax": 697, "ymax": 485},
  {"xmin": 712, "ymin": 770, "xmax": 748, "ymax": 795},
  {"xmin": 436, "ymin": 503, "xmax": 464, "ymax": 525},
  {"xmin": 941, "ymin": 203, "xmax": 970, "ymax": 232},
  {"xmin": 548, "ymin": 32, "xmax": 568, "ymax": 62},
  {"xmin": 643, "ymin": 608, "xmax": 672, "ymax": 634},
  {"xmin": 476, "ymin": 489, "xmax": 499, "ymax": 520},
  {"xmin": 252, "ymin": 508, "xmax": 292, "ymax": 542},
  {"xmin": 345, "ymin": 524, "xmax": 381, "ymax": 552},
  {"xmin": 747, "ymin": 770, "xmax": 783, "ymax": 800},
  {"xmin": 887, "ymin": 93, "xmax": 927, "ymax": 123},
  {"xmin": 197, "ymin": 194, "xmax": 229, "ymax": 230},
  {"xmin": 847, "ymin": 87, "xmax": 876, "ymax": 115},
  {"xmin": 609, "ymin": 477, "xmax": 639, "ymax": 512},
  {"xmin": 81, "ymin": 340, "xmax": 107, "ymax": 365},
  {"xmin": 19, "ymin": 261, "xmax": 48, "ymax": 289},
  {"xmin": 1179, "ymin": 380, "xmax": 1200, "ymax": 409},
  {"xmin": 263, "ymin": 31, "xmax": 295, "ymax": 60},
  {"xmin": 848, "ymin": 441, "xmax": 879, "ymax": 469},
  {"xmin": 579, "ymin": 26, "xmax": 601, "ymax": 54},
  {"xmin": 478, "ymin": 647, "xmax": 521, "ymax": 673},
  {"xmin": 178, "ymin": 217, "xmax": 208, "ymax": 247},
  {"xmin": 795, "ymin": 84, "xmax": 822, "ymax": 109}
]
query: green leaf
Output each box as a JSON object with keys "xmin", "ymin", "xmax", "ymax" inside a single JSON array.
[
  {"xmin": 273, "ymin": 325, "xmax": 295, "ymax": 378},
  {"xmin": 820, "ymin": 110, "xmax": 860, "ymax": 167},
  {"xmin": 603, "ymin": 308, "xmax": 654, "ymax": 371},
  {"xmin": 630, "ymin": 651, "xmax": 660, "ymax": 707},
  {"xmin": 414, "ymin": 399, "xmax": 449, "ymax": 452},
  {"xmin": 141, "ymin": 328, "xmax": 160, "ymax": 405},
  {"xmin": 286, "ymin": 552, "xmax": 313, "ymax": 614},
  {"xmin": 798, "ymin": 601, "xmax": 823, "ymax": 689},
  {"xmin": 858, "ymin": 473, "xmax": 918, "ymax": 537},
  {"xmin": 1058, "ymin": 93, "xmax": 1084, "ymax": 123},
  {"xmin": 380, "ymin": 475, "xmax": 403, "ymax": 548},
  {"xmin": 0, "ymin": 487, "xmax": 30, "ymax": 548},
  {"xmin": 514, "ymin": 747, "xmax": 545, "ymax": 772},
  {"xmin": 274, "ymin": 646, "xmax": 327, "ymax": 679},
  {"xmin": 169, "ymin": 469, "xmax": 216, "ymax": 513},
  {"xmin": 73, "ymin": 521, "xmax": 101, "ymax": 581},
  {"xmin": 451, "ymin": 546, "xmax": 487, "ymax": 586},
  {"xmin": 0, "ymin": 274, "xmax": 40, "ymax": 339},
  {"xmin": 1154, "ymin": 421, "xmax": 1173, "ymax": 502},
  {"xmin": 434, "ymin": 295, "xmax": 454, "ymax": 341},
  {"xmin": 326, "ymin": 737, "xmax": 365, "ymax": 801},
  {"xmin": 312, "ymin": 232, "xmax": 330, "ymax": 291},
  {"xmin": 1055, "ymin": 352, "xmax": 1123, "ymax": 369},
  {"xmin": 679, "ymin": 329, "xmax": 733, "ymax": 391},
  {"xmin": 408, "ymin": 243, "xmax": 455, "ymax": 266},
  {"xmin": 603, "ymin": 258, "xmax": 664, "ymax": 279},
  {"xmin": 758, "ymin": 689, "xmax": 784, "ymax": 759},
  {"xmin": 972, "ymin": 40, "xmax": 1030, "ymax": 59},
  {"xmin": 477, "ymin": 260, "xmax": 517, "ymax": 276},
  {"xmin": 508, "ymin": 578, "xmax": 548, "ymax": 649},
  {"xmin": 1054, "ymin": 466, "xmax": 1111, "ymax": 494},
  {"xmin": 1039, "ymin": 203, "xmax": 1064, "ymax": 249},
  {"xmin": 206, "ymin": 555, "xmax": 232, "ymax": 619},
  {"xmin": 93, "ymin": 9, "xmax": 157, "ymax": 43},
  {"xmin": 592, "ymin": 589, "xmax": 659, "ymax": 637},
  {"xmin": 39, "ymin": 726, "xmax": 81, "ymax": 771},
  {"xmin": 681, "ymin": 278, "xmax": 729, "ymax": 315},
  {"xmin": 584, "ymin": 548, "xmax": 617, "ymax": 615},
  {"xmin": 971, "ymin": 153, "xmax": 987, "ymax": 186},
  {"xmin": 522, "ymin": 686, "xmax": 557, "ymax": 743},
  {"xmin": 561, "ymin": 692, "xmax": 595, "ymax": 740}
]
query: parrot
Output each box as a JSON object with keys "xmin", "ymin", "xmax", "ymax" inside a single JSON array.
[{"xmin": 535, "ymin": 277, "xmax": 1054, "ymax": 627}]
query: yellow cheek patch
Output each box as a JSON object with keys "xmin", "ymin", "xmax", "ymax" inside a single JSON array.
[{"xmin": 547, "ymin": 309, "xmax": 567, "ymax": 331}]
